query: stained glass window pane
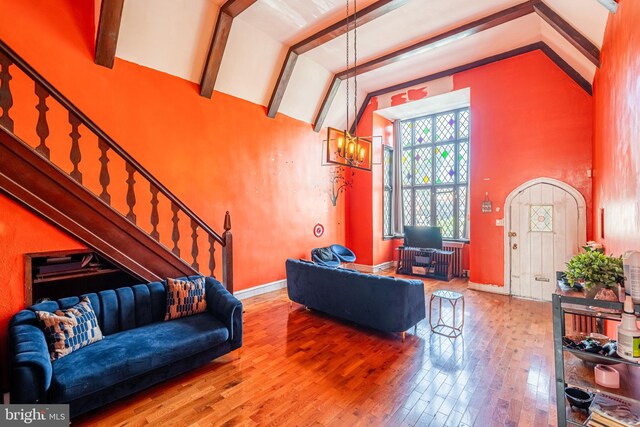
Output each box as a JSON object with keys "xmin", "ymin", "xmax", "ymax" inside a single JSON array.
[
  {"xmin": 402, "ymin": 149, "xmax": 413, "ymax": 186},
  {"xmin": 459, "ymin": 109, "xmax": 470, "ymax": 138},
  {"xmin": 436, "ymin": 188, "xmax": 455, "ymax": 238},
  {"xmin": 401, "ymin": 121, "xmax": 413, "ymax": 147},
  {"xmin": 435, "ymin": 112, "xmax": 456, "ymax": 142},
  {"xmin": 458, "ymin": 140, "xmax": 469, "ymax": 183},
  {"xmin": 413, "ymin": 117, "xmax": 432, "ymax": 145},
  {"xmin": 402, "ymin": 189, "xmax": 413, "ymax": 226},
  {"xmin": 530, "ymin": 205, "xmax": 553, "ymax": 232},
  {"xmin": 413, "ymin": 147, "xmax": 432, "ymax": 186},
  {"xmin": 458, "ymin": 186, "xmax": 468, "ymax": 239},
  {"xmin": 383, "ymin": 148, "xmax": 393, "ymax": 187},
  {"xmin": 415, "ymin": 189, "xmax": 431, "ymax": 226},
  {"xmin": 384, "ymin": 190, "xmax": 391, "ymax": 236},
  {"xmin": 435, "ymin": 144, "xmax": 455, "ymax": 184}
]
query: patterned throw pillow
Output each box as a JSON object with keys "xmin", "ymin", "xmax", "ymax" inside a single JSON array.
[
  {"xmin": 36, "ymin": 296, "xmax": 103, "ymax": 361},
  {"xmin": 164, "ymin": 277, "xmax": 207, "ymax": 321}
]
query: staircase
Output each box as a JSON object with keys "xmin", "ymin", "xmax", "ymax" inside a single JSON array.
[{"xmin": 0, "ymin": 41, "xmax": 233, "ymax": 292}]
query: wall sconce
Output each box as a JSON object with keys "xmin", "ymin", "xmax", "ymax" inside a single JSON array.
[{"xmin": 481, "ymin": 192, "xmax": 493, "ymax": 213}]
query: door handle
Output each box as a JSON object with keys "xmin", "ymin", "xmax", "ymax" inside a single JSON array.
[
  {"xmin": 512, "ymin": 243, "xmax": 518, "ymax": 250},
  {"xmin": 508, "ymin": 231, "xmax": 517, "ymax": 237},
  {"xmin": 535, "ymin": 276, "xmax": 550, "ymax": 282}
]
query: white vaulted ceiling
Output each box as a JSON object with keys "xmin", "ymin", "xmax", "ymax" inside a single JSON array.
[{"xmin": 112, "ymin": 0, "xmax": 609, "ymax": 129}]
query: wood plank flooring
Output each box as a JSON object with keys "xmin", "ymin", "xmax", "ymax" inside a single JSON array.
[{"xmin": 75, "ymin": 275, "xmax": 558, "ymax": 426}]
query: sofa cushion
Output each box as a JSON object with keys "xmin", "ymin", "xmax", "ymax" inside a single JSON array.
[
  {"xmin": 36, "ymin": 297, "xmax": 103, "ymax": 361},
  {"xmin": 48, "ymin": 312, "xmax": 229, "ymax": 403},
  {"xmin": 164, "ymin": 277, "xmax": 207, "ymax": 321}
]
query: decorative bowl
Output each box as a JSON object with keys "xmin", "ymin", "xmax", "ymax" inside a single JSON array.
[{"xmin": 565, "ymin": 387, "xmax": 594, "ymax": 410}]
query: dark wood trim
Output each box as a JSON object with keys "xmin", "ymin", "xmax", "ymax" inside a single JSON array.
[
  {"xmin": 0, "ymin": 40, "xmax": 225, "ymax": 245},
  {"xmin": 539, "ymin": 44, "xmax": 593, "ymax": 95},
  {"xmin": 533, "ymin": 2, "xmax": 600, "ymax": 67},
  {"xmin": 313, "ymin": 77, "xmax": 342, "ymax": 132},
  {"xmin": 222, "ymin": 0, "xmax": 258, "ymax": 18},
  {"xmin": 266, "ymin": 50, "xmax": 298, "ymax": 118},
  {"xmin": 348, "ymin": 94, "xmax": 372, "ymax": 134},
  {"xmin": 95, "ymin": 0, "xmax": 125, "ymax": 68},
  {"xmin": 336, "ymin": 0, "xmax": 537, "ymax": 80},
  {"xmin": 0, "ymin": 126, "xmax": 197, "ymax": 282},
  {"xmin": 348, "ymin": 42, "xmax": 592, "ymax": 131},
  {"xmin": 200, "ymin": 0, "xmax": 257, "ymax": 98},
  {"xmin": 222, "ymin": 211, "xmax": 233, "ymax": 293},
  {"xmin": 267, "ymin": 0, "xmax": 409, "ymax": 118}
]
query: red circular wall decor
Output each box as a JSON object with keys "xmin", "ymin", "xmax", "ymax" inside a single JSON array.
[{"xmin": 313, "ymin": 223, "xmax": 324, "ymax": 238}]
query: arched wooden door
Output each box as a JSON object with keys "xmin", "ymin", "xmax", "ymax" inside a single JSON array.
[{"xmin": 506, "ymin": 179, "xmax": 586, "ymax": 301}]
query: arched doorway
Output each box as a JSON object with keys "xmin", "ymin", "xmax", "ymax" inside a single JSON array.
[{"xmin": 504, "ymin": 178, "xmax": 586, "ymax": 301}]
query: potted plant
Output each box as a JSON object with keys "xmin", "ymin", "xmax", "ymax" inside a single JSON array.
[{"xmin": 564, "ymin": 249, "xmax": 624, "ymax": 299}]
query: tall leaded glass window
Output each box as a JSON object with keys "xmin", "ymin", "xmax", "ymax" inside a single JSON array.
[
  {"xmin": 399, "ymin": 108, "xmax": 469, "ymax": 240},
  {"xmin": 383, "ymin": 146, "xmax": 393, "ymax": 237}
]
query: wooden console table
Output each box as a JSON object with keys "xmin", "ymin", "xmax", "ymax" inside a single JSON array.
[{"xmin": 396, "ymin": 247, "xmax": 454, "ymax": 281}]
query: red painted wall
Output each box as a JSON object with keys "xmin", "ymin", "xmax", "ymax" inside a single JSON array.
[
  {"xmin": 455, "ymin": 51, "xmax": 593, "ymax": 286},
  {"xmin": 357, "ymin": 51, "xmax": 593, "ymax": 285},
  {"xmin": 593, "ymin": 0, "xmax": 640, "ymax": 255},
  {"xmin": 0, "ymin": 0, "xmax": 345, "ymax": 384}
]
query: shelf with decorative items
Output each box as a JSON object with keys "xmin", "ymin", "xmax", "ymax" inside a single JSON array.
[{"xmin": 553, "ymin": 291, "xmax": 640, "ymax": 426}]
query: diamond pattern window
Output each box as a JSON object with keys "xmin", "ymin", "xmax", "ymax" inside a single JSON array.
[
  {"xmin": 398, "ymin": 107, "xmax": 470, "ymax": 240},
  {"xmin": 530, "ymin": 205, "xmax": 553, "ymax": 232},
  {"xmin": 383, "ymin": 146, "xmax": 393, "ymax": 237}
]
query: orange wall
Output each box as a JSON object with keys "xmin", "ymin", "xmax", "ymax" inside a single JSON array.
[
  {"xmin": 357, "ymin": 51, "xmax": 593, "ymax": 285},
  {"xmin": 593, "ymin": 0, "xmax": 640, "ymax": 255},
  {"xmin": 0, "ymin": 0, "xmax": 345, "ymax": 381},
  {"xmin": 0, "ymin": 196, "xmax": 86, "ymax": 387}
]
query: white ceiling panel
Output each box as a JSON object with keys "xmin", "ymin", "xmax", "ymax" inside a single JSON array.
[
  {"xmin": 541, "ymin": 0, "xmax": 608, "ymax": 47},
  {"xmin": 116, "ymin": 0, "xmax": 222, "ymax": 82},
  {"xmin": 540, "ymin": 20, "xmax": 597, "ymax": 83},
  {"xmin": 278, "ymin": 55, "xmax": 335, "ymax": 124},
  {"xmin": 304, "ymin": 0, "xmax": 525, "ymax": 73},
  {"xmin": 239, "ymin": 0, "xmax": 381, "ymax": 45},
  {"xmin": 351, "ymin": 14, "xmax": 541, "ymax": 95},
  {"xmin": 215, "ymin": 19, "xmax": 287, "ymax": 106}
]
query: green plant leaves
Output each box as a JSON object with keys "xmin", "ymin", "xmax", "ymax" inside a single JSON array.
[{"xmin": 565, "ymin": 250, "xmax": 623, "ymax": 290}]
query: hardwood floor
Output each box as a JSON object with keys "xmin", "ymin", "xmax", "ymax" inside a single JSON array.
[{"xmin": 75, "ymin": 274, "xmax": 559, "ymax": 426}]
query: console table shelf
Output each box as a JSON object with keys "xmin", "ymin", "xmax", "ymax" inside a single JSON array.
[{"xmin": 396, "ymin": 247, "xmax": 454, "ymax": 281}]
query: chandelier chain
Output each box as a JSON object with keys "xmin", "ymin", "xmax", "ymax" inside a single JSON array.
[
  {"xmin": 345, "ymin": 0, "xmax": 350, "ymax": 131},
  {"xmin": 354, "ymin": 0, "xmax": 357, "ymax": 131}
]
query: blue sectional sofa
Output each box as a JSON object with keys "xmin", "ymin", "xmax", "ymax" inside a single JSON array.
[
  {"xmin": 286, "ymin": 259, "xmax": 425, "ymax": 334},
  {"xmin": 8, "ymin": 275, "xmax": 242, "ymax": 418}
]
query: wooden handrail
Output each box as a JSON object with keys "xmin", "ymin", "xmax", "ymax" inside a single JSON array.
[{"xmin": 0, "ymin": 39, "xmax": 225, "ymax": 246}]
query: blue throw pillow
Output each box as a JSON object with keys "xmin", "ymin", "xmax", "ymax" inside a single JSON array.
[{"xmin": 36, "ymin": 296, "xmax": 103, "ymax": 361}]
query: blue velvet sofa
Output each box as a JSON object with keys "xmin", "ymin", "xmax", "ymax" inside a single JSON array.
[
  {"xmin": 8, "ymin": 275, "xmax": 242, "ymax": 418},
  {"xmin": 286, "ymin": 259, "xmax": 425, "ymax": 334}
]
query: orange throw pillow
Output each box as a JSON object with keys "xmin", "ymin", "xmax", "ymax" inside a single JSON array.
[{"xmin": 164, "ymin": 277, "xmax": 207, "ymax": 321}]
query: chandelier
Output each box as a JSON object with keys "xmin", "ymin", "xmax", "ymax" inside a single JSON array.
[{"xmin": 325, "ymin": 0, "xmax": 372, "ymax": 172}]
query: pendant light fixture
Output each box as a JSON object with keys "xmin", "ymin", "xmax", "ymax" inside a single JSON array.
[{"xmin": 325, "ymin": 0, "xmax": 372, "ymax": 172}]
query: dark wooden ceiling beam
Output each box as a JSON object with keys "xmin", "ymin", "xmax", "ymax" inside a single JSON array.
[
  {"xmin": 336, "ymin": 0, "xmax": 537, "ymax": 80},
  {"xmin": 95, "ymin": 0, "xmax": 126, "ymax": 68},
  {"xmin": 533, "ymin": 2, "xmax": 600, "ymax": 67},
  {"xmin": 347, "ymin": 41, "xmax": 591, "ymax": 133},
  {"xmin": 267, "ymin": 0, "xmax": 410, "ymax": 118},
  {"xmin": 313, "ymin": 77, "xmax": 342, "ymax": 132},
  {"xmin": 200, "ymin": 0, "xmax": 258, "ymax": 98},
  {"xmin": 314, "ymin": 0, "xmax": 536, "ymax": 132}
]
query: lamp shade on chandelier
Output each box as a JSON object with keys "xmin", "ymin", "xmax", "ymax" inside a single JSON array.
[{"xmin": 326, "ymin": 127, "xmax": 372, "ymax": 171}]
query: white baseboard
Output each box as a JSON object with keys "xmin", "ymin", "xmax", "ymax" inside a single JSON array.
[
  {"xmin": 468, "ymin": 281, "xmax": 510, "ymax": 295},
  {"xmin": 350, "ymin": 261, "xmax": 396, "ymax": 273},
  {"xmin": 233, "ymin": 279, "xmax": 287, "ymax": 300}
]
